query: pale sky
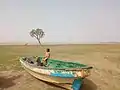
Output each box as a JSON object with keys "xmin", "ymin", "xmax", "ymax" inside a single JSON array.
[{"xmin": 0, "ymin": 0, "xmax": 120, "ymax": 43}]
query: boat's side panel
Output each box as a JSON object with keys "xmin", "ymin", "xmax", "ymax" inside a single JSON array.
[
  {"xmin": 20, "ymin": 59, "xmax": 77, "ymax": 78},
  {"xmin": 22, "ymin": 64, "xmax": 75, "ymax": 84},
  {"xmin": 20, "ymin": 58, "xmax": 85, "ymax": 90},
  {"xmin": 20, "ymin": 58, "xmax": 92, "ymax": 79},
  {"xmin": 50, "ymin": 72, "xmax": 74, "ymax": 78}
]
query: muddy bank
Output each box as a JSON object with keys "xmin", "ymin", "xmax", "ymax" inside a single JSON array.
[{"xmin": 0, "ymin": 70, "xmax": 97, "ymax": 90}]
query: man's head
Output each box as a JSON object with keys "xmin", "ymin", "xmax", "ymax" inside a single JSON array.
[{"xmin": 46, "ymin": 48, "xmax": 50, "ymax": 52}]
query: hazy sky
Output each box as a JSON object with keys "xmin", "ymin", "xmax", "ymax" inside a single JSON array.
[{"xmin": 0, "ymin": 0, "xmax": 120, "ymax": 43}]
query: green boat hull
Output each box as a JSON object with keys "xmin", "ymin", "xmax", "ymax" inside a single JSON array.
[{"xmin": 19, "ymin": 56, "xmax": 93, "ymax": 90}]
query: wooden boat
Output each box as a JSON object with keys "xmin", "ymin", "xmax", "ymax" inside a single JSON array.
[{"xmin": 19, "ymin": 56, "xmax": 93, "ymax": 90}]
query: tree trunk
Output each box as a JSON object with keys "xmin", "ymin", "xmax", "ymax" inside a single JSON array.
[
  {"xmin": 37, "ymin": 39, "xmax": 44, "ymax": 48},
  {"xmin": 38, "ymin": 40, "xmax": 41, "ymax": 45}
]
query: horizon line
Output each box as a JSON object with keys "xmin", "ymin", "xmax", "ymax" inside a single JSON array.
[{"xmin": 0, "ymin": 41, "xmax": 120, "ymax": 45}]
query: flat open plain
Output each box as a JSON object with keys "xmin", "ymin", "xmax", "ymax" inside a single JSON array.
[{"xmin": 0, "ymin": 44, "xmax": 120, "ymax": 90}]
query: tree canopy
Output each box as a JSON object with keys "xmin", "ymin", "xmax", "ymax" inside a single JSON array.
[{"xmin": 30, "ymin": 28, "xmax": 45, "ymax": 45}]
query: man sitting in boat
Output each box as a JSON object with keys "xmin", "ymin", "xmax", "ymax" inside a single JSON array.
[{"xmin": 37, "ymin": 48, "xmax": 50, "ymax": 66}]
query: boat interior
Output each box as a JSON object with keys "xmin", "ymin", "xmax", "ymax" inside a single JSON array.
[{"xmin": 21, "ymin": 56, "xmax": 92, "ymax": 70}]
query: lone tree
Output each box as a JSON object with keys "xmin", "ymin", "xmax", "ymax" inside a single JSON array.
[{"xmin": 30, "ymin": 28, "xmax": 45, "ymax": 45}]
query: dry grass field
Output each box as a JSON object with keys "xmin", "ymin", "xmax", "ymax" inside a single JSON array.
[{"xmin": 0, "ymin": 44, "xmax": 120, "ymax": 90}]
